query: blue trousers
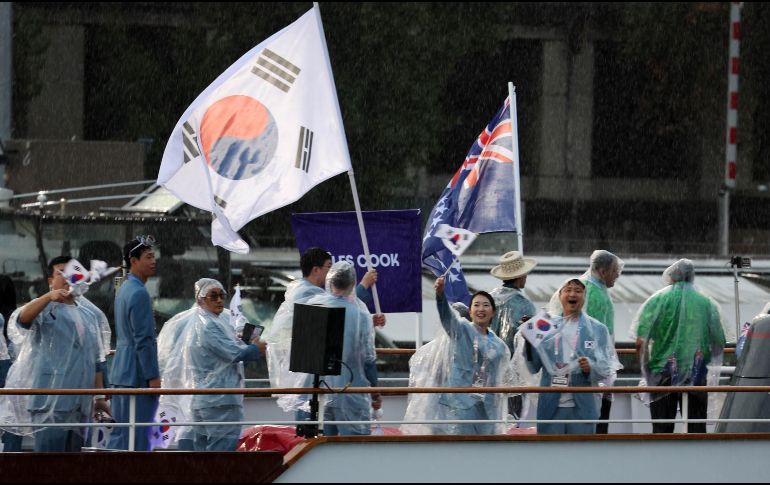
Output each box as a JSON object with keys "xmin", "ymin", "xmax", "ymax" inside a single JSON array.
[
  {"xmin": 192, "ymin": 406, "xmax": 242, "ymax": 452},
  {"xmin": 31, "ymin": 411, "xmax": 85, "ymax": 452},
  {"xmin": 108, "ymin": 387, "xmax": 158, "ymax": 451},
  {"xmin": 323, "ymin": 406, "xmax": 371, "ymax": 436},
  {"xmin": 537, "ymin": 407, "xmax": 596, "ymax": 435},
  {"xmin": 436, "ymin": 402, "xmax": 496, "ymax": 435},
  {"xmin": 0, "ymin": 359, "xmax": 23, "ymax": 452},
  {"xmin": 1, "ymin": 432, "xmax": 23, "ymax": 452}
]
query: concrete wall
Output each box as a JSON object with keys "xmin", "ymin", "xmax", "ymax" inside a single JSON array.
[{"xmin": 25, "ymin": 25, "xmax": 85, "ymax": 140}]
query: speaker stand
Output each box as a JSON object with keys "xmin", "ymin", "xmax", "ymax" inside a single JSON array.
[{"xmin": 296, "ymin": 374, "xmax": 321, "ymax": 438}]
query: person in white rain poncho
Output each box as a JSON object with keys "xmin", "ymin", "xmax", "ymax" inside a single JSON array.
[
  {"xmin": 630, "ymin": 259, "xmax": 728, "ymax": 434},
  {"xmin": 0, "ymin": 256, "xmax": 109, "ymax": 452},
  {"xmin": 156, "ymin": 278, "xmax": 266, "ymax": 451},
  {"xmin": 265, "ymin": 248, "xmax": 382, "ymax": 422},
  {"xmin": 403, "ymin": 276, "xmax": 511, "ymax": 435},
  {"xmin": 525, "ymin": 278, "xmax": 622, "ymax": 435},
  {"xmin": 303, "ymin": 261, "xmax": 378, "ymax": 436}
]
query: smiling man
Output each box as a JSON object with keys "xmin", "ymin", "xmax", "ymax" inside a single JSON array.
[
  {"xmin": 108, "ymin": 236, "xmax": 160, "ymax": 451},
  {"xmin": 525, "ymin": 278, "xmax": 620, "ymax": 435}
]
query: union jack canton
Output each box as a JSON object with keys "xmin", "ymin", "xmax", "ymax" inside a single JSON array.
[{"xmin": 422, "ymin": 96, "xmax": 518, "ymax": 305}]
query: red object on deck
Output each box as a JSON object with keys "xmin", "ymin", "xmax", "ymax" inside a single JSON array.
[{"xmin": 237, "ymin": 426, "xmax": 306, "ymax": 454}]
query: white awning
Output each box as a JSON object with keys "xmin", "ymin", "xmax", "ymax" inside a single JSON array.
[{"xmin": 377, "ymin": 272, "xmax": 768, "ymax": 345}]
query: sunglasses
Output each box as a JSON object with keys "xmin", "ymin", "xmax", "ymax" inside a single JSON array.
[
  {"xmin": 129, "ymin": 235, "xmax": 156, "ymax": 258},
  {"xmin": 205, "ymin": 291, "xmax": 228, "ymax": 301}
]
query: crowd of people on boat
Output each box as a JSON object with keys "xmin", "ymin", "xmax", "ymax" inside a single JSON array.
[{"xmin": 0, "ymin": 236, "xmax": 743, "ymax": 451}]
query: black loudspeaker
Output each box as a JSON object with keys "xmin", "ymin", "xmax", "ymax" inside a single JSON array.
[{"xmin": 290, "ymin": 303, "xmax": 345, "ymax": 375}]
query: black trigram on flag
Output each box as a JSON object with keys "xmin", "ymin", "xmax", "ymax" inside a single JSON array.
[
  {"xmin": 295, "ymin": 127, "xmax": 314, "ymax": 172},
  {"xmin": 251, "ymin": 48, "xmax": 301, "ymax": 93},
  {"xmin": 182, "ymin": 121, "xmax": 200, "ymax": 163},
  {"xmin": 214, "ymin": 195, "xmax": 227, "ymax": 210}
]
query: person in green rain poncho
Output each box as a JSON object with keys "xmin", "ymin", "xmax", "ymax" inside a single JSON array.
[
  {"xmin": 582, "ymin": 250, "xmax": 623, "ymax": 434},
  {"xmin": 631, "ymin": 259, "xmax": 727, "ymax": 434}
]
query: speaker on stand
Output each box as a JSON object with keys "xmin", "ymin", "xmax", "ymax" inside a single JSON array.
[{"xmin": 290, "ymin": 303, "xmax": 346, "ymax": 438}]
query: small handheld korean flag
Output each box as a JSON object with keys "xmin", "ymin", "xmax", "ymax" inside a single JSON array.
[
  {"xmin": 62, "ymin": 259, "xmax": 90, "ymax": 296},
  {"xmin": 150, "ymin": 405, "xmax": 179, "ymax": 450},
  {"xmin": 230, "ymin": 285, "xmax": 248, "ymax": 331},
  {"xmin": 436, "ymin": 224, "xmax": 477, "ymax": 257},
  {"xmin": 519, "ymin": 310, "xmax": 560, "ymax": 349}
]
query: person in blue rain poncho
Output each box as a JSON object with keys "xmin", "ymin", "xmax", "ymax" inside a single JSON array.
[
  {"xmin": 525, "ymin": 278, "xmax": 621, "ymax": 435},
  {"xmin": 304, "ymin": 261, "xmax": 378, "ymax": 436},
  {"xmin": 0, "ymin": 256, "xmax": 109, "ymax": 452},
  {"xmin": 157, "ymin": 278, "xmax": 266, "ymax": 451},
  {"xmin": 265, "ymin": 248, "xmax": 382, "ymax": 420},
  {"xmin": 402, "ymin": 276, "xmax": 511, "ymax": 435}
]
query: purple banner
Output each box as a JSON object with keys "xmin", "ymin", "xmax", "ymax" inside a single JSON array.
[{"xmin": 291, "ymin": 209, "xmax": 422, "ymax": 313}]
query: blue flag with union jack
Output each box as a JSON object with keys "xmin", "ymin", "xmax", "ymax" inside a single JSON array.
[{"xmin": 422, "ymin": 96, "xmax": 517, "ymax": 304}]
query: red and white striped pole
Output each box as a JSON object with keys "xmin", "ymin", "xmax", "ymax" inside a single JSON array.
[
  {"xmin": 720, "ymin": 2, "xmax": 743, "ymax": 256},
  {"xmin": 724, "ymin": 2, "xmax": 742, "ymax": 189}
]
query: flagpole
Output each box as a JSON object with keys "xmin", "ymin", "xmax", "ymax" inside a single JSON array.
[
  {"xmin": 347, "ymin": 170, "xmax": 383, "ymax": 315},
  {"xmin": 315, "ymin": 2, "xmax": 382, "ymax": 315},
  {"xmin": 508, "ymin": 82, "xmax": 524, "ymax": 255}
]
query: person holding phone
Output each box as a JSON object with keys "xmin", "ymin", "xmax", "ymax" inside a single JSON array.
[{"xmin": 158, "ymin": 278, "xmax": 265, "ymax": 451}]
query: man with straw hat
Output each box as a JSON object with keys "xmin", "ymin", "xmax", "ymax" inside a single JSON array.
[
  {"xmin": 490, "ymin": 251, "xmax": 538, "ymax": 353},
  {"xmin": 489, "ymin": 251, "xmax": 538, "ymax": 422}
]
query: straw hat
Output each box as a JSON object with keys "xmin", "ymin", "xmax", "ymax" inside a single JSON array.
[{"xmin": 490, "ymin": 251, "xmax": 537, "ymax": 280}]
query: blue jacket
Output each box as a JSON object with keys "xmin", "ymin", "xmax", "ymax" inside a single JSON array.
[
  {"xmin": 111, "ymin": 274, "xmax": 159, "ymax": 387},
  {"xmin": 526, "ymin": 313, "xmax": 611, "ymax": 421}
]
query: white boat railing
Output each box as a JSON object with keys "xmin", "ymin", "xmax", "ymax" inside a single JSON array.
[{"xmin": 1, "ymin": 385, "xmax": 769, "ymax": 451}]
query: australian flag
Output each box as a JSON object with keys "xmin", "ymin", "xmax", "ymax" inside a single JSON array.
[{"xmin": 422, "ymin": 96, "xmax": 517, "ymax": 304}]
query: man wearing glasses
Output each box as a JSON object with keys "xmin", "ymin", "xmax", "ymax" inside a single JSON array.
[{"xmin": 109, "ymin": 236, "xmax": 160, "ymax": 451}]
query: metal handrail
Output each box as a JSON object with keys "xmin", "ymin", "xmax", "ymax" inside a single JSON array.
[
  {"xmin": 375, "ymin": 347, "xmax": 737, "ymax": 355},
  {"xmin": 0, "ymin": 385, "xmax": 763, "ymax": 396},
  {"xmin": 2, "ymin": 385, "xmax": 765, "ymax": 451}
]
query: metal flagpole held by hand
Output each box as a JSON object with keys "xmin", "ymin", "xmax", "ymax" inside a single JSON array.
[{"xmin": 347, "ymin": 170, "xmax": 382, "ymax": 315}]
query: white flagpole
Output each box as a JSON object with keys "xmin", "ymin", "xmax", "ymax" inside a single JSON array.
[
  {"xmin": 508, "ymin": 82, "xmax": 524, "ymax": 254},
  {"xmin": 314, "ymin": 2, "xmax": 382, "ymax": 315},
  {"xmin": 347, "ymin": 170, "xmax": 383, "ymax": 315}
]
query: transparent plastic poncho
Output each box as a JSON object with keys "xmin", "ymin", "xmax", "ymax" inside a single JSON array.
[
  {"xmin": 402, "ymin": 295, "xmax": 512, "ymax": 435},
  {"xmin": 538, "ymin": 276, "xmax": 623, "ymax": 387},
  {"xmin": 489, "ymin": 286, "xmax": 537, "ymax": 354},
  {"xmin": 0, "ymin": 301, "xmax": 102, "ymax": 437},
  {"xmin": 264, "ymin": 278, "xmax": 325, "ymax": 412},
  {"xmin": 530, "ymin": 311, "xmax": 622, "ymax": 383},
  {"xmin": 630, "ymin": 259, "xmax": 727, "ymax": 403},
  {"xmin": 78, "ymin": 296, "xmax": 112, "ymax": 365},
  {"xmin": 156, "ymin": 306, "xmax": 199, "ymax": 446},
  {"xmin": 306, "ymin": 261, "xmax": 376, "ymax": 412},
  {"xmin": 509, "ymin": 331, "xmax": 541, "ymax": 417},
  {"xmin": 155, "ymin": 278, "xmax": 254, "ymax": 446},
  {"xmin": 0, "ymin": 314, "xmax": 8, "ymax": 361}
]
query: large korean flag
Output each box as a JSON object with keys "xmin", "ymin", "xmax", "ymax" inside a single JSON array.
[{"xmin": 158, "ymin": 7, "xmax": 352, "ymax": 253}]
